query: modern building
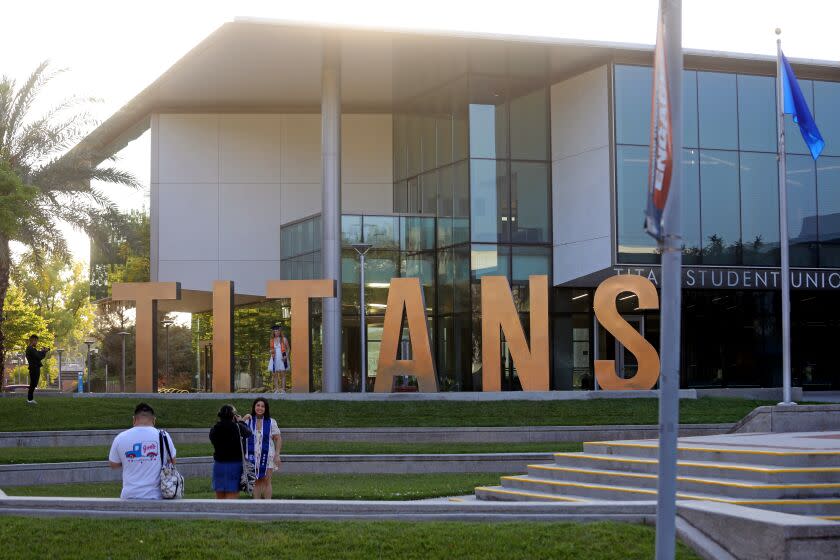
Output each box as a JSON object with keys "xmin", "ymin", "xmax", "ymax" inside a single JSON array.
[{"xmin": 81, "ymin": 18, "xmax": 840, "ymax": 392}]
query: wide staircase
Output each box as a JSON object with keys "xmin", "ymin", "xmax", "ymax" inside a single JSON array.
[{"xmin": 476, "ymin": 433, "xmax": 840, "ymax": 519}]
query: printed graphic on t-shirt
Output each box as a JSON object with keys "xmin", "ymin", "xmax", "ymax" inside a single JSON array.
[{"xmin": 125, "ymin": 441, "xmax": 158, "ymax": 460}]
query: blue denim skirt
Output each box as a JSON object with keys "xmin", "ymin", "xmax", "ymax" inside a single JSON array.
[{"xmin": 212, "ymin": 460, "xmax": 243, "ymax": 492}]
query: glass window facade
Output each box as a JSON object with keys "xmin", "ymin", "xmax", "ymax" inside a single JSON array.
[{"xmin": 614, "ymin": 64, "xmax": 840, "ymax": 268}]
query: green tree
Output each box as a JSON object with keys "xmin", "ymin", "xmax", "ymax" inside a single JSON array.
[
  {"xmin": 12, "ymin": 251, "xmax": 94, "ymax": 351},
  {"xmin": 0, "ymin": 62, "xmax": 139, "ymax": 390}
]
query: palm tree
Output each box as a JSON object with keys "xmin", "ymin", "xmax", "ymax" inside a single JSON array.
[{"xmin": 0, "ymin": 62, "xmax": 139, "ymax": 390}]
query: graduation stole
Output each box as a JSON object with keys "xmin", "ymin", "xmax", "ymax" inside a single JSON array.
[{"xmin": 247, "ymin": 416, "xmax": 272, "ymax": 478}]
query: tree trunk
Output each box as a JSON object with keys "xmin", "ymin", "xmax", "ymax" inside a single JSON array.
[{"xmin": 0, "ymin": 236, "xmax": 10, "ymax": 392}]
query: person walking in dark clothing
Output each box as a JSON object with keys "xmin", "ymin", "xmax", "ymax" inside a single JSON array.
[{"xmin": 25, "ymin": 335, "xmax": 49, "ymax": 404}]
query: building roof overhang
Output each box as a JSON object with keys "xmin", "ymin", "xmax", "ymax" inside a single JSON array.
[{"xmin": 76, "ymin": 17, "xmax": 840, "ymax": 164}]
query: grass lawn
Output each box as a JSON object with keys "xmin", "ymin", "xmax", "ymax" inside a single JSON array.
[
  {"xmin": 5, "ymin": 473, "xmax": 509, "ymax": 500},
  {"xmin": 0, "ymin": 517, "xmax": 701, "ymax": 559},
  {"xmin": 0, "ymin": 442, "xmax": 582, "ymax": 465},
  {"xmin": 0, "ymin": 396, "xmax": 769, "ymax": 431}
]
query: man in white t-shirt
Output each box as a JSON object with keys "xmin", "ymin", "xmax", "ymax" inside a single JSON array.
[{"xmin": 108, "ymin": 403, "xmax": 176, "ymax": 499}]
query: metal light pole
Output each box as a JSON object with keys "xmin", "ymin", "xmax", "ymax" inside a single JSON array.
[
  {"xmin": 117, "ymin": 332, "xmax": 129, "ymax": 393},
  {"xmin": 84, "ymin": 339, "xmax": 95, "ymax": 393},
  {"xmin": 351, "ymin": 243, "xmax": 372, "ymax": 393},
  {"xmin": 55, "ymin": 348, "xmax": 64, "ymax": 392},
  {"xmin": 655, "ymin": 1, "xmax": 683, "ymax": 559}
]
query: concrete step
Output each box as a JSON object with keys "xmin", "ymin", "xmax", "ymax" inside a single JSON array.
[
  {"xmin": 584, "ymin": 441, "xmax": 840, "ymax": 467},
  {"xmin": 553, "ymin": 452, "xmax": 840, "ymax": 484},
  {"xmin": 497, "ymin": 475, "xmax": 840, "ymax": 516},
  {"xmin": 526, "ymin": 463, "xmax": 840, "ymax": 499},
  {"xmin": 474, "ymin": 485, "xmax": 588, "ymax": 503}
]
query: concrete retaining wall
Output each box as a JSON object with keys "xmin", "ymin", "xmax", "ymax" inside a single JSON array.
[
  {"xmin": 0, "ymin": 453, "xmax": 552, "ymax": 487},
  {"xmin": 0, "ymin": 496, "xmax": 657, "ymax": 523},
  {"xmin": 677, "ymin": 500, "xmax": 840, "ymax": 560},
  {"xmin": 1, "ymin": 389, "xmax": 698, "ymax": 401},
  {"xmin": 730, "ymin": 404, "xmax": 840, "ymax": 434},
  {"xmin": 0, "ymin": 423, "xmax": 732, "ymax": 448},
  {"xmin": 695, "ymin": 387, "xmax": 803, "ymax": 401}
]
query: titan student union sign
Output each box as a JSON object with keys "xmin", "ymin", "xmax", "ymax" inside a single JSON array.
[{"xmin": 112, "ymin": 276, "xmax": 660, "ymax": 394}]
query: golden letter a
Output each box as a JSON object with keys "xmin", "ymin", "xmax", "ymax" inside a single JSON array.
[{"xmin": 374, "ymin": 278, "xmax": 438, "ymax": 392}]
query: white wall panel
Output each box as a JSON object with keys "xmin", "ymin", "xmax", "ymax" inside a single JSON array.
[
  {"xmin": 219, "ymin": 116, "xmax": 283, "ymax": 183},
  {"xmin": 219, "ymin": 260, "xmax": 281, "ymax": 297},
  {"xmin": 281, "ymin": 115, "xmax": 321, "ymax": 182},
  {"xmin": 551, "ymin": 67, "xmax": 609, "ymax": 162},
  {"xmin": 158, "ymin": 260, "xmax": 219, "ymax": 292},
  {"xmin": 553, "ymin": 237, "xmax": 613, "ymax": 285},
  {"xmin": 552, "ymin": 148, "xmax": 611, "ymax": 243},
  {"xmin": 280, "ymin": 183, "xmax": 322, "ymax": 224},
  {"xmin": 551, "ymin": 66, "xmax": 612, "ymax": 286},
  {"xmin": 158, "ymin": 115, "xmax": 219, "ymax": 183},
  {"xmin": 342, "ymin": 114, "xmax": 392, "ymax": 184},
  {"xmin": 158, "ymin": 183, "xmax": 219, "ymax": 260},
  {"xmin": 219, "ymin": 183, "xmax": 283, "ymax": 260},
  {"xmin": 342, "ymin": 183, "xmax": 393, "ymax": 214}
]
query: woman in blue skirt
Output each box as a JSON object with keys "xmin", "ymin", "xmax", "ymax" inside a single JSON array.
[{"xmin": 209, "ymin": 404, "xmax": 251, "ymax": 499}]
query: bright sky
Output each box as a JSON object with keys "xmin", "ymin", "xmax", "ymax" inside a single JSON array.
[{"xmin": 4, "ymin": 0, "xmax": 840, "ymax": 263}]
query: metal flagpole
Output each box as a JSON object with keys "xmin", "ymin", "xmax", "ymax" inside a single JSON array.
[
  {"xmin": 775, "ymin": 29, "xmax": 795, "ymax": 406},
  {"xmin": 655, "ymin": 0, "xmax": 682, "ymax": 558}
]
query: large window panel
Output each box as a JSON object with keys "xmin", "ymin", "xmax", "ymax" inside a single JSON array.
[
  {"xmin": 740, "ymin": 152, "xmax": 780, "ymax": 266},
  {"xmin": 814, "ymin": 81, "xmax": 840, "ymax": 157},
  {"xmin": 616, "ymin": 145, "xmax": 658, "ymax": 263},
  {"xmin": 437, "ymin": 164, "xmax": 454, "ymax": 217},
  {"xmin": 421, "ymin": 170, "xmax": 437, "ymax": 215},
  {"xmin": 683, "ymin": 70, "xmax": 699, "ymax": 148},
  {"xmin": 510, "ymin": 162, "xmax": 550, "ymax": 243},
  {"xmin": 786, "ymin": 154, "xmax": 818, "ymax": 267},
  {"xmin": 471, "ymin": 244, "xmax": 510, "ymax": 279},
  {"xmin": 436, "ymin": 114, "xmax": 454, "ymax": 166},
  {"xmin": 682, "ymin": 149, "xmax": 702, "ymax": 263},
  {"xmin": 437, "ymin": 248, "xmax": 454, "ymax": 314},
  {"xmin": 401, "ymin": 216, "xmax": 435, "ymax": 252},
  {"xmin": 698, "ymin": 72, "xmax": 738, "ymax": 150},
  {"xmin": 364, "ymin": 250, "xmax": 400, "ymax": 312},
  {"xmin": 341, "ymin": 215, "xmax": 362, "ymax": 246},
  {"xmin": 700, "ymin": 150, "xmax": 740, "ymax": 265},
  {"xmin": 393, "ymin": 181, "xmax": 407, "ymax": 213},
  {"xmin": 785, "ymin": 79, "xmax": 813, "ymax": 156},
  {"xmin": 738, "ymin": 75, "xmax": 777, "ymax": 152},
  {"xmin": 818, "ymin": 157, "xmax": 840, "ymax": 266},
  {"xmin": 363, "ymin": 216, "xmax": 399, "ymax": 249},
  {"xmin": 470, "ymin": 159, "xmax": 509, "ymax": 243},
  {"xmin": 614, "ymin": 65, "xmax": 652, "ymax": 146},
  {"xmin": 421, "ymin": 116, "xmax": 437, "ymax": 172},
  {"xmin": 453, "ymin": 244, "xmax": 471, "ymax": 313},
  {"xmin": 509, "ymin": 87, "xmax": 549, "ymax": 160}
]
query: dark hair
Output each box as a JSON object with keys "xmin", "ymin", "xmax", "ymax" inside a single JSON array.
[
  {"xmin": 134, "ymin": 402, "xmax": 155, "ymax": 417},
  {"xmin": 29, "ymin": 334, "xmax": 39, "ymax": 341},
  {"xmin": 217, "ymin": 404, "xmax": 237, "ymax": 421},
  {"xmin": 251, "ymin": 397, "xmax": 271, "ymax": 419}
]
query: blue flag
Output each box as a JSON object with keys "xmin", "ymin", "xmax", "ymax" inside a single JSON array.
[{"xmin": 781, "ymin": 52, "xmax": 824, "ymax": 160}]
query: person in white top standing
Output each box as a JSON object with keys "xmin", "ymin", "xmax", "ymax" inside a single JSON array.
[
  {"xmin": 268, "ymin": 325, "xmax": 290, "ymax": 393},
  {"xmin": 108, "ymin": 403, "xmax": 177, "ymax": 499}
]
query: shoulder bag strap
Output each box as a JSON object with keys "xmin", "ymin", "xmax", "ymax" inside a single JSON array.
[{"xmin": 159, "ymin": 430, "xmax": 173, "ymax": 465}]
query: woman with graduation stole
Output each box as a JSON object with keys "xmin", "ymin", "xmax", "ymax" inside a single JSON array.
[{"xmin": 243, "ymin": 397, "xmax": 282, "ymax": 499}]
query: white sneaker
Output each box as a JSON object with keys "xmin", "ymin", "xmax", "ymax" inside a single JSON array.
[{"xmin": 26, "ymin": 400, "xmax": 37, "ymax": 405}]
